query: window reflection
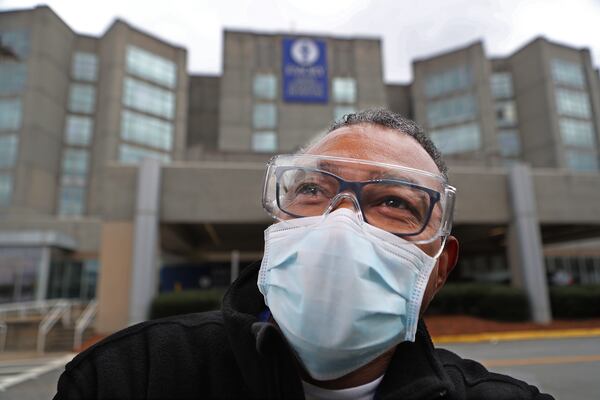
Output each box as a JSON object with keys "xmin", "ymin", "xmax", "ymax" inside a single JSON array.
[{"xmin": 126, "ymin": 46, "xmax": 177, "ymax": 89}]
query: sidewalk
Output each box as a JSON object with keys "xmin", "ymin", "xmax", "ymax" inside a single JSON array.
[{"xmin": 425, "ymin": 315, "xmax": 600, "ymax": 344}]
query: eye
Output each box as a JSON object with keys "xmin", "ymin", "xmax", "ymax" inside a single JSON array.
[
  {"xmin": 295, "ymin": 183, "xmax": 323, "ymax": 196},
  {"xmin": 380, "ymin": 196, "xmax": 409, "ymax": 209}
]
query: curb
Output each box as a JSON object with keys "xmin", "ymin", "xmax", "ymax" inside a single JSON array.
[{"xmin": 432, "ymin": 327, "xmax": 600, "ymax": 344}]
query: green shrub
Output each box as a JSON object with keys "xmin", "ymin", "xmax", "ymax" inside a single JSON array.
[
  {"xmin": 427, "ymin": 283, "xmax": 529, "ymax": 321},
  {"xmin": 150, "ymin": 288, "xmax": 226, "ymax": 319},
  {"xmin": 550, "ymin": 285, "xmax": 600, "ymax": 319}
]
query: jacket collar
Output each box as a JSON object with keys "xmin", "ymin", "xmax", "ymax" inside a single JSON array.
[{"xmin": 222, "ymin": 262, "xmax": 454, "ymax": 400}]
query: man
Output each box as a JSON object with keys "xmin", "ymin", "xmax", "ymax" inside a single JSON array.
[{"xmin": 55, "ymin": 109, "xmax": 554, "ymax": 399}]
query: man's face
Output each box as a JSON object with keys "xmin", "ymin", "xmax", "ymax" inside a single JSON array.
[{"xmin": 305, "ymin": 123, "xmax": 458, "ymax": 312}]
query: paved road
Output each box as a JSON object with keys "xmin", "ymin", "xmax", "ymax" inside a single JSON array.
[{"xmin": 442, "ymin": 336, "xmax": 600, "ymax": 400}]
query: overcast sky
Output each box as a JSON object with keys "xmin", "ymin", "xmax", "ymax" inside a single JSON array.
[{"xmin": 3, "ymin": 0, "xmax": 600, "ymax": 83}]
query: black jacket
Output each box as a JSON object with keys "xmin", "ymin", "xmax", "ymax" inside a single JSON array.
[{"xmin": 54, "ymin": 263, "xmax": 555, "ymax": 399}]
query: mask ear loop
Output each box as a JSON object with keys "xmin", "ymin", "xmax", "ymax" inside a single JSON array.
[{"xmin": 432, "ymin": 235, "xmax": 448, "ymax": 260}]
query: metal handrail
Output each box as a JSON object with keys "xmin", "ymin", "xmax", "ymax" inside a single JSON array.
[
  {"xmin": 74, "ymin": 300, "xmax": 97, "ymax": 350},
  {"xmin": 0, "ymin": 322, "xmax": 6, "ymax": 352},
  {"xmin": 37, "ymin": 300, "xmax": 70, "ymax": 354},
  {"xmin": 0, "ymin": 299, "xmax": 76, "ymax": 320}
]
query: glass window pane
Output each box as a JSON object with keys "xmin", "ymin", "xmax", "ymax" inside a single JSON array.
[
  {"xmin": 429, "ymin": 123, "xmax": 481, "ymax": 154},
  {"xmin": 65, "ymin": 115, "xmax": 93, "ymax": 146},
  {"xmin": 565, "ymin": 150, "xmax": 599, "ymax": 172},
  {"xmin": 253, "ymin": 103, "xmax": 277, "ymax": 129},
  {"xmin": 551, "ymin": 59, "xmax": 585, "ymax": 88},
  {"xmin": 119, "ymin": 144, "xmax": 171, "ymax": 164},
  {"xmin": 497, "ymin": 129, "xmax": 521, "ymax": 157},
  {"xmin": 495, "ymin": 100, "xmax": 517, "ymax": 127},
  {"xmin": 252, "ymin": 131, "xmax": 277, "ymax": 152},
  {"xmin": 490, "ymin": 72, "xmax": 513, "ymax": 99},
  {"xmin": 332, "ymin": 77, "xmax": 357, "ymax": 103},
  {"xmin": 121, "ymin": 110, "xmax": 173, "ymax": 151},
  {"xmin": 58, "ymin": 185, "xmax": 85, "ymax": 216},
  {"xmin": 425, "ymin": 65, "xmax": 472, "ymax": 98},
  {"xmin": 0, "ymin": 30, "xmax": 31, "ymax": 60},
  {"xmin": 123, "ymin": 77, "xmax": 175, "ymax": 119},
  {"xmin": 555, "ymin": 88, "xmax": 591, "ymax": 118},
  {"xmin": 68, "ymin": 84, "xmax": 96, "ymax": 114},
  {"xmin": 0, "ymin": 173, "xmax": 12, "ymax": 206},
  {"xmin": 0, "ymin": 99, "xmax": 21, "ymax": 130},
  {"xmin": 72, "ymin": 52, "xmax": 98, "ymax": 81},
  {"xmin": 62, "ymin": 149, "xmax": 89, "ymax": 179},
  {"xmin": 126, "ymin": 46, "xmax": 177, "ymax": 89},
  {"xmin": 426, "ymin": 94, "xmax": 477, "ymax": 128},
  {"xmin": 560, "ymin": 118, "xmax": 596, "ymax": 147},
  {"xmin": 0, "ymin": 63, "xmax": 27, "ymax": 94},
  {"xmin": 0, "ymin": 135, "xmax": 18, "ymax": 167},
  {"xmin": 253, "ymin": 74, "xmax": 277, "ymax": 100},
  {"xmin": 333, "ymin": 105, "xmax": 356, "ymax": 121}
]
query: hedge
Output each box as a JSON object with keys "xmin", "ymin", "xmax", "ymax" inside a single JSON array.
[
  {"xmin": 150, "ymin": 288, "xmax": 226, "ymax": 319},
  {"xmin": 427, "ymin": 283, "xmax": 600, "ymax": 320},
  {"xmin": 550, "ymin": 285, "xmax": 600, "ymax": 319},
  {"xmin": 426, "ymin": 283, "xmax": 529, "ymax": 321}
]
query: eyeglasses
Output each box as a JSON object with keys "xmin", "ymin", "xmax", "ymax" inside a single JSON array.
[{"xmin": 262, "ymin": 154, "xmax": 457, "ymax": 244}]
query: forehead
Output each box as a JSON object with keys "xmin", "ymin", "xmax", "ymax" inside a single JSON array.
[{"xmin": 306, "ymin": 123, "xmax": 440, "ymax": 177}]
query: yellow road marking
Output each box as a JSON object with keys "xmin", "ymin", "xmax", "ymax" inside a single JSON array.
[
  {"xmin": 482, "ymin": 354, "xmax": 600, "ymax": 367},
  {"xmin": 433, "ymin": 328, "xmax": 600, "ymax": 344}
]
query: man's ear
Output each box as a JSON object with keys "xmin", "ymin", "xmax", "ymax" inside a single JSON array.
[{"xmin": 435, "ymin": 235, "xmax": 459, "ymax": 290}]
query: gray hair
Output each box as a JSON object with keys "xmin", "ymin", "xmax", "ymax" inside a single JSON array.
[{"xmin": 319, "ymin": 108, "xmax": 449, "ymax": 180}]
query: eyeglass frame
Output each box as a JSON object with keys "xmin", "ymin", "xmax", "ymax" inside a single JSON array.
[{"xmin": 273, "ymin": 165, "xmax": 442, "ymax": 239}]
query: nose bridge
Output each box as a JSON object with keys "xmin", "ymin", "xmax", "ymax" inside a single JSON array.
[{"xmin": 325, "ymin": 192, "xmax": 364, "ymax": 221}]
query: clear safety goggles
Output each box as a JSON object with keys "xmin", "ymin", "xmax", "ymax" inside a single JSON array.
[{"xmin": 262, "ymin": 154, "xmax": 456, "ymax": 244}]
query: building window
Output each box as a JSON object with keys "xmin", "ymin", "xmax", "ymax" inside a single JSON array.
[
  {"xmin": 126, "ymin": 46, "xmax": 177, "ymax": 89},
  {"xmin": 0, "ymin": 63, "xmax": 27, "ymax": 94},
  {"xmin": 65, "ymin": 116, "xmax": 93, "ymax": 146},
  {"xmin": 559, "ymin": 118, "xmax": 596, "ymax": 147},
  {"xmin": 490, "ymin": 72, "xmax": 513, "ymax": 99},
  {"xmin": 426, "ymin": 94, "xmax": 477, "ymax": 128},
  {"xmin": 333, "ymin": 105, "xmax": 356, "ymax": 121},
  {"xmin": 551, "ymin": 59, "xmax": 585, "ymax": 89},
  {"xmin": 0, "ymin": 135, "xmax": 18, "ymax": 168},
  {"xmin": 332, "ymin": 77, "xmax": 357, "ymax": 103},
  {"xmin": 0, "ymin": 30, "xmax": 31, "ymax": 60},
  {"xmin": 565, "ymin": 150, "xmax": 599, "ymax": 172},
  {"xmin": 497, "ymin": 129, "xmax": 521, "ymax": 157},
  {"xmin": 253, "ymin": 103, "xmax": 277, "ymax": 129},
  {"xmin": 121, "ymin": 110, "xmax": 173, "ymax": 151},
  {"xmin": 495, "ymin": 101, "xmax": 517, "ymax": 127},
  {"xmin": 555, "ymin": 88, "xmax": 591, "ymax": 118},
  {"xmin": 0, "ymin": 99, "xmax": 21, "ymax": 130},
  {"xmin": 68, "ymin": 84, "xmax": 96, "ymax": 114},
  {"xmin": 429, "ymin": 123, "xmax": 481, "ymax": 154},
  {"xmin": 0, "ymin": 173, "xmax": 12, "ymax": 206},
  {"xmin": 58, "ymin": 186, "xmax": 85, "ymax": 216},
  {"xmin": 119, "ymin": 144, "xmax": 171, "ymax": 164},
  {"xmin": 251, "ymin": 131, "xmax": 277, "ymax": 152},
  {"xmin": 72, "ymin": 52, "xmax": 98, "ymax": 82},
  {"xmin": 253, "ymin": 74, "xmax": 277, "ymax": 100},
  {"xmin": 62, "ymin": 149, "xmax": 89, "ymax": 180},
  {"xmin": 424, "ymin": 65, "xmax": 472, "ymax": 98},
  {"xmin": 123, "ymin": 77, "xmax": 175, "ymax": 119}
]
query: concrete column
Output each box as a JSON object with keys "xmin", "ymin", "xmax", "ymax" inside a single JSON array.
[
  {"xmin": 128, "ymin": 158, "xmax": 162, "ymax": 326},
  {"xmin": 35, "ymin": 247, "xmax": 50, "ymax": 301},
  {"xmin": 507, "ymin": 163, "xmax": 552, "ymax": 323}
]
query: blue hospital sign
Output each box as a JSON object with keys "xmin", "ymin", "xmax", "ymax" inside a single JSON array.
[{"xmin": 282, "ymin": 38, "xmax": 328, "ymax": 103}]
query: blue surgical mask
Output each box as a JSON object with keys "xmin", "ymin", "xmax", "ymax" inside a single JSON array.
[{"xmin": 257, "ymin": 208, "xmax": 439, "ymax": 381}]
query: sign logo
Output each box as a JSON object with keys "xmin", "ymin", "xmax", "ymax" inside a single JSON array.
[
  {"xmin": 282, "ymin": 37, "xmax": 328, "ymax": 103},
  {"xmin": 291, "ymin": 39, "xmax": 320, "ymax": 67}
]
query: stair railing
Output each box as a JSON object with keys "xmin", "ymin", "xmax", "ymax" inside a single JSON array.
[
  {"xmin": 74, "ymin": 300, "xmax": 97, "ymax": 350},
  {"xmin": 37, "ymin": 300, "xmax": 71, "ymax": 354}
]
